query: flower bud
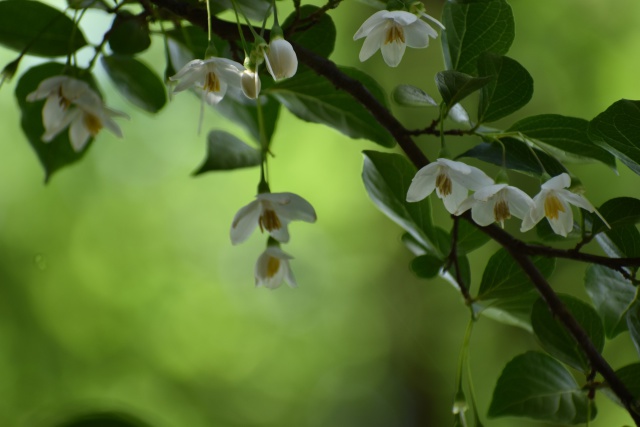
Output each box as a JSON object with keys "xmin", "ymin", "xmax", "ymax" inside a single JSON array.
[
  {"xmin": 265, "ymin": 38, "xmax": 298, "ymax": 81},
  {"xmin": 241, "ymin": 69, "xmax": 261, "ymax": 99}
]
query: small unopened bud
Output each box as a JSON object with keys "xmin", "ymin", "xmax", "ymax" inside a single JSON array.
[
  {"xmin": 0, "ymin": 57, "xmax": 22, "ymax": 89},
  {"xmin": 265, "ymin": 38, "xmax": 298, "ymax": 81}
]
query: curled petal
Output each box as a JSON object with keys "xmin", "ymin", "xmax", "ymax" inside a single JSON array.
[
  {"xmin": 404, "ymin": 20, "xmax": 437, "ymax": 48},
  {"xmin": 542, "ymin": 173, "xmax": 571, "ymax": 190},
  {"xmin": 506, "ymin": 187, "xmax": 535, "ymax": 219},
  {"xmin": 354, "ymin": 10, "xmax": 388, "ymax": 40},
  {"xmin": 406, "ymin": 169, "xmax": 437, "ymax": 202},
  {"xmin": 230, "ymin": 200, "xmax": 261, "ymax": 245},
  {"xmin": 386, "ymin": 10, "xmax": 418, "ymax": 26},
  {"xmin": 259, "ymin": 192, "xmax": 317, "ymax": 223}
]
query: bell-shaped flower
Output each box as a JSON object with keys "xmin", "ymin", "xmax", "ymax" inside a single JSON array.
[
  {"xmin": 27, "ymin": 76, "xmax": 92, "ymax": 132},
  {"xmin": 456, "ymin": 183, "xmax": 534, "ymax": 228},
  {"xmin": 255, "ymin": 245, "xmax": 297, "ymax": 289},
  {"xmin": 170, "ymin": 57, "xmax": 244, "ymax": 105},
  {"xmin": 520, "ymin": 173, "xmax": 608, "ymax": 237},
  {"xmin": 241, "ymin": 69, "xmax": 261, "ymax": 99},
  {"xmin": 230, "ymin": 192, "xmax": 317, "ymax": 245},
  {"xmin": 406, "ymin": 159, "xmax": 494, "ymax": 214},
  {"xmin": 353, "ymin": 9, "xmax": 444, "ymax": 67},
  {"xmin": 264, "ymin": 37, "xmax": 298, "ymax": 81}
]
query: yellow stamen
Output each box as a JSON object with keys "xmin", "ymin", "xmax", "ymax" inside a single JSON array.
[
  {"xmin": 436, "ymin": 173, "xmax": 452, "ymax": 197},
  {"xmin": 544, "ymin": 193, "xmax": 565, "ymax": 220},
  {"xmin": 83, "ymin": 113, "xmax": 102, "ymax": 136},
  {"xmin": 58, "ymin": 87, "xmax": 71, "ymax": 109},
  {"xmin": 494, "ymin": 199, "xmax": 511, "ymax": 226},
  {"xmin": 259, "ymin": 209, "xmax": 281, "ymax": 233},
  {"xmin": 385, "ymin": 24, "xmax": 405, "ymax": 45},
  {"xmin": 266, "ymin": 256, "xmax": 280, "ymax": 278},
  {"xmin": 204, "ymin": 72, "xmax": 220, "ymax": 93}
]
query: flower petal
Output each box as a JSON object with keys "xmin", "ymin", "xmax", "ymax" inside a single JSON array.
[
  {"xmin": 442, "ymin": 180, "xmax": 468, "ymax": 214},
  {"xmin": 406, "ymin": 170, "xmax": 437, "ymax": 202},
  {"xmin": 42, "ymin": 95, "xmax": 67, "ymax": 131},
  {"xmin": 548, "ymin": 201, "xmax": 574, "ymax": 237},
  {"xmin": 559, "ymin": 189, "xmax": 595, "ymax": 212},
  {"xmin": 259, "ymin": 192, "xmax": 317, "ymax": 223},
  {"xmin": 386, "ymin": 10, "xmax": 418, "ymax": 26},
  {"xmin": 380, "ymin": 38, "xmax": 407, "ymax": 67},
  {"xmin": 26, "ymin": 76, "xmax": 68, "ymax": 101},
  {"xmin": 358, "ymin": 24, "xmax": 386, "ymax": 62},
  {"xmin": 404, "ymin": 20, "xmax": 437, "ymax": 48},
  {"xmin": 354, "ymin": 10, "xmax": 388, "ymax": 40},
  {"xmin": 69, "ymin": 113, "xmax": 92, "ymax": 152},
  {"xmin": 471, "ymin": 200, "xmax": 498, "ymax": 226},
  {"xmin": 542, "ymin": 173, "xmax": 571, "ymax": 190},
  {"xmin": 520, "ymin": 191, "xmax": 547, "ymax": 232},
  {"xmin": 473, "ymin": 184, "xmax": 507, "ymax": 202},
  {"xmin": 420, "ymin": 12, "xmax": 446, "ymax": 30},
  {"xmin": 506, "ymin": 186, "xmax": 534, "ymax": 219},
  {"xmin": 230, "ymin": 200, "xmax": 261, "ymax": 245},
  {"xmin": 268, "ymin": 222, "xmax": 291, "ymax": 243}
]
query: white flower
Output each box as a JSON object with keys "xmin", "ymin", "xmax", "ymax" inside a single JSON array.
[
  {"xmin": 456, "ymin": 183, "xmax": 534, "ymax": 227},
  {"xmin": 241, "ymin": 69, "xmax": 261, "ymax": 99},
  {"xmin": 265, "ymin": 37, "xmax": 298, "ymax": 81},
  {"xmin": 255, "ymin": 246, "xmax": 297, "ymax": 289},
  {"xmin": 406, "ymin": 159, "xmax": 494, "ymax": 214},
  {"xmin": 353, "ymin": 10, "xmax": 444, "ymax": 67},
  {"xmin": 520, "ymin": 173, "xmax": 608, "ymax": 237},
  {"xmin": 27, "ymin": 75, "xmax": 126, "ymax": 152},
  {"xmin": 170, "ymin": 57, "xmax": 244, "ymax": 105},
  {"xmin": 230, "ymin": 192, "xmax": 317, "ymax": 245}
]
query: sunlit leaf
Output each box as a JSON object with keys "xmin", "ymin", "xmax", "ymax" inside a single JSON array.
[
  {"xmin": 588, "ymin": 197, "xmax": 640, "ymax": 236},
  {"xmin": 477, "ymin": 292, "xmax": 538, "ymax": 332},
  {"xmin": 392, "ymin": 84, "xmax": 438, "ymax": 107},
  {"xmin": 584, "ymin": 265, "xmax": 635, "ymax": 338},
  {"xmin": 101, "ymin": 55, "xmax": 166, "ymax": 113},
  {"xmin": 193, "ymin": 130, "xmax": 261, "ymax": 175}
]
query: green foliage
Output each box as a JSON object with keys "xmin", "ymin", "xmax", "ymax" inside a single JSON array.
[
  {"xmin": 488, "ymin": 351, "xmax": 595, "ymax": 424},
  {"xmin": 531, "ymin": 295, "xmax": 604, "ymax": 373},
  {"xmin": 441, "ymin": 0, "xmax": 515, "ymax": 75},
  {"xmin": 56, "ymin": 411, "xmax": 151, "ymax": 427},
  {"xmin": 193, "ymin": 130, "xmax": 261, "ymax": 174},
  {"xmin": 392, "ymin": 84, "xmax": 437, "ymax": 107},
  {"xmin": 268, "ymin": 68, "xmax": 394, "ymax": 147},
  {"xmin": 588, "ymin": 197, "xmax": 640, "ymax": 236},
  {"xmin": 216, "ymin": 95, "xmax": 281, "ymax": 146},
  {"xmin": 0, "ymin": 0, "xmax": 87, "ymax": 57},
  {"xmin": 477, "ymin": 53, "xmax": 533, "ymax": 123},
  {"xmin": 101, "ymin": 55, "xmax": 166, "ymax": 113},
  {"xmin": 410, "ymin": 254, "xmax": 443, "ymax": 279},
  {"xmin": 107, "ymin": 12, "xmax": 152, "ymax": 55},
  {"xmin": 627, "ymin": 303, "xmax": 640, "ymax": 358},
  {"xmin": 595, "ymin": 224, "xmax": 640, "ymax": 258},
  {"xmin": 455, "ymin": 220, "xmax": 490, "ymax": 255},
  {"xmin": 282, "ymin": 6, "xmax": 336, "ymax": 58},
  {"xmin": 435, "ymin": 70, "xmax": 492, "ymax": 112},
  {"xmin": 613, "ymin": 364, "xmax": 640, "ymax": 403},
  {"xmin": 166, "ymin": 26, "xmax": 213, "ymax": 63}
]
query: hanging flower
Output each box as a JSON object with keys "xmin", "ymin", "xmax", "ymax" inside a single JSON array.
[
  {"xmin": 456, "ymin": 183, "xmax": 534, "ymax": 228},
  {"xmin": 406, "ymin": 159, "xmax": 494, "ymax": 214},
  {"xmin": 230, "ymin": 192, "xmax": 317, "ymax": 245},
  {"xmin": 353, "ymin": 9, "xmax": 444, "ymax": 67},
  {"xmin": 264, "ymin": 37, "xmax": 298, "ymax": 81},
  {"xmin": 241, "ymin": 69, "xmax": 261, "ymax": 99},
  {"xmin": 169, "ymin": 57, "xmax": 244, "ymax": 105},
  {"xmin": 520, "ymin": 173, "xmax": 608, "ymax": 237},
  {"xmin": 255, "ymin": 246, "xmax": 297, "ymax": 289}
]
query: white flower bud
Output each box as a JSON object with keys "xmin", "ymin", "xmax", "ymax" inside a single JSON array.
[
  {"xmin": 265, "ymin": 38, "xmax": 298, "ymax": 81},
  {"xmin": 241, "ymin": 70, "xmax": 261, "ymax": 99}
]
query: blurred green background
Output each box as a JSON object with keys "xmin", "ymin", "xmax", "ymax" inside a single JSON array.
[{"xmin": 1, "ymin": 0, "xmax": 640, "ymax": 426}]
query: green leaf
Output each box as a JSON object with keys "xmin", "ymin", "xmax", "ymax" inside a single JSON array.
[
  {"xmin": 107, "ymin": 12, "xmax": 151, "ymax": 55},
  {"xmin": 613, "ymin": 364, "xmax": 640, "ymax": 403},
  {"xmin": 588, "ymin": 197, "xmax": 640, "ymax": 236},
  {"xmin": 216, "ymin": 95, "xmax": 281, "ymax": 146},
  {"xmin": 477, "ymin": 53, "xmax": 533, "ymax": 123},
  {"xmin": 477, "ymin": 247, "xmax": 555, "ymax": 301},
  {"xmin": 401, "ymin": 232, "xmax": 428, "ymax": 256},
  {"xmin": 488, "ymin": 351, "xmax": 595, "ymax": 424},
  {"xmin": 589, "ymin": 100, "xmax": 640, "ymax": 176},
  {"xmin": 509, "ymin": 114, "xmax": 616, "ymax": 169},
  {"xmin": 282, "ymin": 5, "xmax": 336, "ymax": 58},
  {"xmin": 441, "ymin": 0, "xmax": 515, "ymax": 75},
  {"xmin": 456, "ymin": 219, "xmax": 490, "ymax": 255},
  {"xmin": 0, "ymin": 0, "xmax": 87, "ymax": 57},
  {"xmin": 411, "ymin": 255, "xmax": 443, "ymax": 279},
  {"xmin": 193, "ymin": 130, "xmax": 261, "ymax": 175},
  {"xmin": 15, "ymin": 63, "xmax": 99, "ymax": 181},
  {"xmin": 477, "ymin": 292, "xmax": 538, "ymax": 332},
  {"xmin": 627, "ymin": 303, "xmax": 640, "ymax": 359},
  {"xmin": 531, "ymin": 295, "xmax": 604, "ymax": 373},
  {"xmin": 362, "ymin": 151, "xmax": 442, "ymax": 257},
  {"xmin": 101, "ymin": 55, "xmax": 166, "ymax": 113},
  {"xmin": 435, "ymin": 70, "xmax": 492, "ymax": 110},
  {"xmin": 392, "ymin": 84, "xmax": 438, "ymax": 107},
  {"xmin": 166, "ymin": 26, "xmax": 213, "ymax": 66},
  {"xmin": 56, "ymin": 411, "xmax": 152, "ymax": 427},
  {"xmin": 268, "ymin": 68, "xmax": 394, "ymax": 147},
  {"xmin": 595, "ymin": 224, "xmax": 640, "ymax": 258},
  {"xmin": 584, "ymin": 265, "xmax": 635, "ymax": 338},
  {"xmin": 459, "ymin": 137, "xmax": 568, "ymax": 177},
  {"xmin": 67, "ymin": 0, "xmax": 109, "ymax": 10},
  {"xmin": 443, "ymin": 254, "xmax": 472, "ymax": 291}
]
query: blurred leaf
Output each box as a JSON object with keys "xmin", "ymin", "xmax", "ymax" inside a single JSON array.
[
  {"xmin": 392, "ymin": 84, "xmax": 438, "ymax": 107},
  {"xmin": 627, "ymin": 304, "xmax": 640, "ymax": 359},
  {"xmin": 441, "ymin": 0, "xmax": 515, "ymax": 75},
  {"xmin": 166, "ymin": 26, "xmax": 212, "ymax": 67},
  {"xmin": 282, "ymin": 5, "xmax": 335, "ymax": 58},
  {"xmin": 589, "ymin": 99, "xmax": 640, "ymax": 176},
  {"xmin": 401, "ymin": 232, "xmax": 428, "ymax": 256},
  {"xmin": 588, "ymin": 197, "xmax": 640, "ymax": 236},
  {"xmin": 362, "ymin": 151, "xmax": 442, "ymax": 257},
  {"xmin": 531, "ymin": 295, "xmax": 604, "ymax": 373},
  {"xmin": 459, "ymin": 136, "xmax": 568, "ymax": 177},
  {"xmin": 477, "ymin": 247, "xmax": 555, "ymax": 301},
  {"xmin": 478, "ymin": 292, "xmax": 538, "ymax": 332},
  {"xmin": 442, "ymin": 254, "xmax": 471, "ymax": 290},
  {"xmin": 194, "ymin": 130, "xmax": 261, "ymax": 174},
  {"xmin": 101, "ymin": 55, "xmax": 166, "ymax": 113},
  {"xmin": 612, "ymin": 364, "xmax": 640, "ymax": 404},
  {"xmin": 0, "ymin": 0, "xmax": 87, "ymax": 57},
  {"xmin": 67, "ymin": 0, "xmax": 109, "ymax": 10},
  {"xmin": 215, "ymin": 0, "xmax": 271, "ymax": 21},
  {"xmin": 488, "ymin": 351, "xmax": 595, "ymax": 424},
  {"xmin": 435, "ymin": 70, "xmax": 492, "ymax": 110},
  {"xmin": 477, "ymin": 53, "xmax": 533, "ymax": 123},
  {"xmin": 509, "ymin": 114, "xmax": 616, "ymax": 169},
  {"xmin": 57, "ymin": 411, "xmax": 151, "ymax": 427},
  {"xmin": 596, "ymin": 224, "xmax": 640, "ymax": 259},
  {"xmin": 108, "ymin": 12, "xmax": 151, "ymax": 55},
  {"xmin": 411, "ymin": 255, "xmax": 443, "ymax": 279},
  {"xmin": 269, "ymin": 68, "xmax": 394, "ymax": 147},
  {"xmin": 216, "ymin": 94, "xmax": 281, "ymax": 146},
  {"xmin": 456, "ymin": 219, "xmax": 490, "ymax": 255},
  {"xmin": 15, "ymin": 63, "xmax": 99, "ymax": 181},
  {"xmin": 584, "ymin": 265, "xmax": 635, "ymax": 338}
]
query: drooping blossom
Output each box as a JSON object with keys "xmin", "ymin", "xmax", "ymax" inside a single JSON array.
[
  {"xmin": 456, "ymin": 183, "xmax": 534, "ymax": 228},
  {"xmin": 264, "ymin": 37, "xmax": 298, "ymax": 81},
  {"xmin": 255, "ymin": 246, "xmax": 297, "ymax": 289},
  {"xmin": 170, "ymin": 57, "xmax": 244, "ymax": 105}
]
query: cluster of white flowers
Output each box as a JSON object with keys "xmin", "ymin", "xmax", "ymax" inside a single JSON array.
[
  {"xmin": 407, "ymin": 159, "xmax": 604, "ymax": 237},
  {"xmin": 27, "ymin": 76, "xmax": 127, "ymax": 152},
  {"xmin": 230, "ymin": 192, "xmax": 316, "ymax": 289}
]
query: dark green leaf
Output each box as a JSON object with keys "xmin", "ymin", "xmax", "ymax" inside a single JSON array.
[
  {"xmin": 477, "ymin": 292, "xmax": 538, "ymax": 332},
  {"xmin": 216, "ymin": 94, "xmax": 281, "ymax": 146},
  {"xmin": 595, "ymin": 224, "xmax": 640, "ymax": 258},
  {"xmin": 441, "ymin": 0, "xmax": 515, "ymax": 75},
  {"xmin": 588, "ymin": 197, "xmax": 640, "ymax": 236},
  {"xmin": 435, "ymin": 70, "xmax": 492, "ymax": 110},
  {"xmin": 392, "ymin": 84, "xmax": 437, "ymax": 107},
  {"xmin": 488, "ymin": 351, "xmax": 595, "ymax": 424},
  {"xmin": 613, "ymin": 364, "xmax": 640, "ymax": 403},
  {"xmin": 193, "ymin": 130, "xmax": 261, "ymax": 174},
  {"xmin": 56, "ymin": 411, "xmax": 151, "ymax": 427},
  {"xmin": 477, "ymin": 247, "xmax": 555, "ymax": 301},
  {"xmin": 456, "ymin": 219, "xmax": 490, "ymax": 254},
  {"xmin": 509, "ymin": 114, "xmax": 616, "ymax": 169},
  {"xmin": 411, "ymin": 255, "xmax": 443, "ymax": 279},
  {"xmin": 216, "ymin": 0, "xmax": 271, "ymax": 21},
  {"xmin": 589, "ymin": 100, "xmax": 640, "ymax": 176},
  {"xmin": 282, "ymin": 5, "xmax": 336, "ymax": 58},
  {"xmin": 362, "ymin": 151, "xmax": 442, "ymax": 257},
  {"xmin": 585, "ymin": 265, "xmax": 635, "ymax": 338},
  {"xmin": 443, "ymin": 254, "xmax": 471, "ymax": 291},
  {"xmin": 477, "ymin": 53, "xmax": 533, "ymax": 123},
  {"xmin": 459, "ymin": 136, "xmax": 568, "ymax": 177},
  {"xmin": 67, "ymin": 0, "xmax": 109, "ymax": 10},
  {"xmin": 627, "ymin": 304, "xmax": 640, "ymax": 359},
  {"xmin": 0, "ymin": 0, "xmax": 87, "ymax": 57},
  {"xmin": 268, "ymin": 68, "xmax": 394, "ymax": 147},
  {"xmin": 101, "ymin": 55, "xmax": 166, "ymax": 113},
  {"xmin": 401, "ymin": 232, "xmax": 428, "ymax": 256},
  {"xmin": 107, "ymin": 12, "xmax": 151, "ymax": 55},
  {"xmin": 15, "ymin": 63, "xmax": 99, "ymax": 181},
  {"xmin": 531, "ymin": 295, "xmax": 604, "ymax": 373}
]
